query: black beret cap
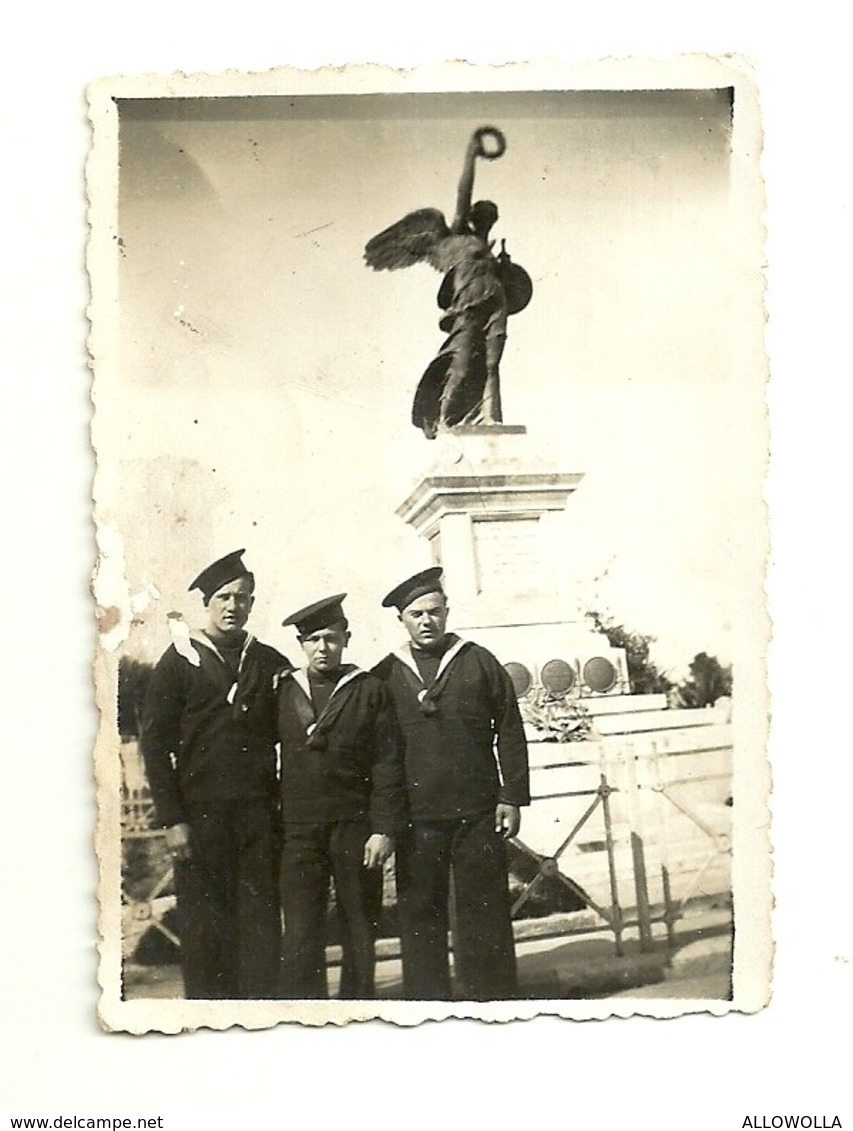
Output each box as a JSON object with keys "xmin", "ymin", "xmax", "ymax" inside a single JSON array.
[
  {"xmin": 381, "ymin": 567, "xmax": 444, "ymax": 612},
  {"xmin": 188, "ymin": 549, "xmax": 253, "ymax": 601},
  {"xmin": 283, "ymin": 593, "xmax": 348, "ymax": 636}
]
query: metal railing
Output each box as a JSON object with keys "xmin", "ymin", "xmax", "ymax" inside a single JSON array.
[
  {"xmin": 507, "ymin": 733, "xmax": 732, "ymax": 956},
  {"xmin": 119, "ymin": 725, "xmax": 733, "ymax": 969}
]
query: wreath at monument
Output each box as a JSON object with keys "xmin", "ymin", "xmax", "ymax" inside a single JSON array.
[{"xmin": 519, "ymin": 690, "xmax": 593, "ymax": 743}]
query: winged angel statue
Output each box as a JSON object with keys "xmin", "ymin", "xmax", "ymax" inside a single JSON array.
[{"xmin": 364, "ymin": 127, "xmax": 532, "ymax": 439}]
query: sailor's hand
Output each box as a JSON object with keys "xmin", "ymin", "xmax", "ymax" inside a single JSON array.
[
  {"xmin": 165, "ymin": 822, "xmax": 192, "ymax": 863},
  {"xmin": 363, "ymin": 833, "xmax": 394, "ymax": 869},
  {"xmin": 495, "ymin": 803, "xmax": 520, "ymax": 839}
]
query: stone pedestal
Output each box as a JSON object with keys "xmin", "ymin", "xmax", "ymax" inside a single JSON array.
[{"xmin": 396, "ymin": 425, "xmax": 629, "ymax": 694}]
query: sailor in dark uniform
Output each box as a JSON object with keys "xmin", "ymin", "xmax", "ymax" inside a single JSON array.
[
  {"xmin": 373, "ymin": 567, "xmax": 530, "ymax": 1001},
  {"xmin": 277, "ymin": 595, "xmax": 406, "ymax": 999},
  {"xmin": 139, "ymin": 550, "xmax": 291, "ymax": 999}
]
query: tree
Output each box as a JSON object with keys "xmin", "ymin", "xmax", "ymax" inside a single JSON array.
[
  {"xmin": 117, "ymin": 656, "xmax": 154, "ymax": 740},
  {"xmin": 678, "ymin": 652, "xmax": 732, "ymax": 708},
  {"xmin": 585, "ymin": 609, "xmax": 673, "ymax": 695}
]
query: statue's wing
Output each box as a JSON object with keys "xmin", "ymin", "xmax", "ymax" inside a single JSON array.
[{"xmin": 364, "ymin": 208, "xmax": 451, "ymax": 271}]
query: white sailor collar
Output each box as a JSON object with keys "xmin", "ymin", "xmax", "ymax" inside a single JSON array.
[
  {"xmin": 393, "ymin": 634, "xmax": 469, "ymax": 686},
  {"xmin": 288, "ymin": 663, "xmax": 365, "ymax": 703}
]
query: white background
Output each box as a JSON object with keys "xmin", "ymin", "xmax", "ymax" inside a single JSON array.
[{"xmin": 3, "ymin": 4, "xmax": 850, "ymax": 1127}]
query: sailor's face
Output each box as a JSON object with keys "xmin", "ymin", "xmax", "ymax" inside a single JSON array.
[
  {"xmin": 206, "ymin": 577, "xmax": 254, "ymax": 637},
  {"xmin": 300, "ymin": 623, "xmax": 349, "ymax": 675},
  {"xmin": 399, "ymin": 592, "xmax": 449, "ymax": 650}
]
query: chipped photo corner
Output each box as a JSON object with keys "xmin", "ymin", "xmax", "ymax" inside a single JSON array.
[{"xmin": 87, "ymin": 56, "xmax": 771, "ymax": 1033}]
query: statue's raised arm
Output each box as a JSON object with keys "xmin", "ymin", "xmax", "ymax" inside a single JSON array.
[
  {"xmin": 450, "ymin": 127, "xmax": 507, "ymax": 233},
  {"xmin": 364, "ymin": 126, "xmax": 531, "ymax": 440}
]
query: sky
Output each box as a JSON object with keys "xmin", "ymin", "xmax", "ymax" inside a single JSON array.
[{"xmin": 96, "ymin": 84, "xmax": 761, "ymax": 678}]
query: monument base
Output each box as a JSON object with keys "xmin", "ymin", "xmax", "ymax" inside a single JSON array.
[{"xmin": 396, "ymin": 424, "xmax": 629, "ymax": 697}]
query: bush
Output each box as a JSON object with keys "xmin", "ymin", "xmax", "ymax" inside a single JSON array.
[{"xmin": 678, "ymin": 651, "xmax": 732, "ymax": 707}]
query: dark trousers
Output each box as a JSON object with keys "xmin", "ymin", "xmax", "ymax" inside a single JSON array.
[
  {"xmin": 396, "ymin": 813, "xmax": 518, "ymax": 1001},
  {"xmin": 279, "ymin": 820, "xmax": 383, "ymax": 1000},
  {"xmin": 174, "ymin": 799, "xmax": 281, "ymax": 1000}
]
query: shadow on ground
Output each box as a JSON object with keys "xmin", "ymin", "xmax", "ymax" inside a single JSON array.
[{"xmin": 124, "ymin": 908, "xmax": 733, "ymax": 1003}]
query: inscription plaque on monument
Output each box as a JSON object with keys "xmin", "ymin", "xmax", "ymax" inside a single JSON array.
[{"xmin": 472, "ymin": 516, "xmax": 544, "ymax": 595}]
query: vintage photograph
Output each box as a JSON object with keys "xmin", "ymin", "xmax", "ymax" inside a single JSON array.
[{"xmin": 88, "ymin": 58, "xmax": 770, "ymax": 1032}]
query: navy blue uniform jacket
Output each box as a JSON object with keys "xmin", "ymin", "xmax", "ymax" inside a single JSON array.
[
  {"xmin": 277, "ymin": 665, "xmax": 407, "ymax": 835},
  {"xmin": 372, "ymin": 637, "xmax": 530, "ymax": 821},
  {"xmin": 140, "ymin": 633, "xmax": 289, "ymax": 828}
]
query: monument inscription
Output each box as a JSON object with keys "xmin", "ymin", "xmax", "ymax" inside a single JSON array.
[{"xmin": 472, "ymin": 515, "xmax": 544, "ymax": 595}]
